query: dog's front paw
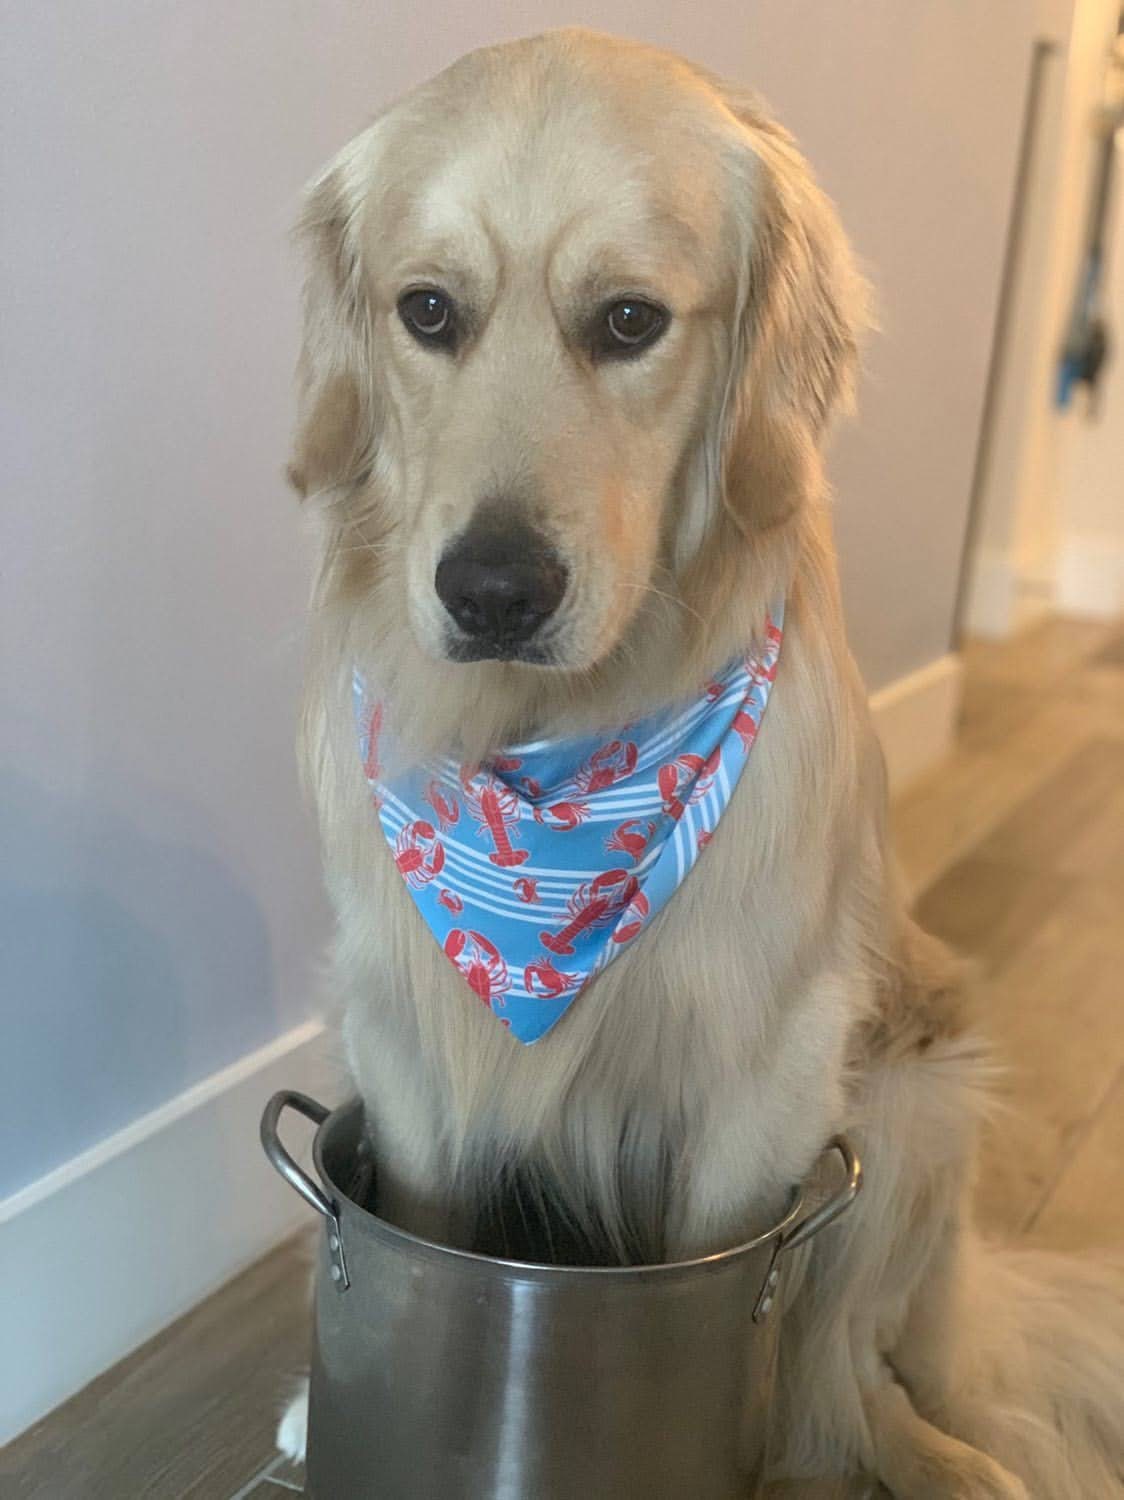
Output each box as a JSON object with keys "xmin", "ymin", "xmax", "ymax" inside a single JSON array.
[
  {"xmin": 276, "ymin": 1380, "xmax": 309, "ymax": 1463},
  {"xmin": 939, "ymin": 1455, "xmax": 1028, "ymax": 1500}
]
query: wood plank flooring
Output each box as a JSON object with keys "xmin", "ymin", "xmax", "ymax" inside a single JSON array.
[{"xmin": 4, "ymin": 614, "xmax": 1121, "ymax": 1499}]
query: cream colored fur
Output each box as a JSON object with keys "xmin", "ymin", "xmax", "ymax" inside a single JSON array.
[{"xmin": 278, "ymin": 29, "xmax": 1124, "ymax": 1495}]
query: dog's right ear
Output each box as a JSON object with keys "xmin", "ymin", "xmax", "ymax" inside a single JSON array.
[
  {"xmin": 712, "ymin": 88, "xmax": 866, "ymax": 535},
  {"xmin": 287, "ymin": 133, "xmax": 379, "ymax": 501}
]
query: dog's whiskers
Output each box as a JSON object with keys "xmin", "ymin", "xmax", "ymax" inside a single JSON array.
[
  {"xmin": 616, "ymin": 579, "xmax": 703, "ymax": 627},
  {"xmin": 332, "ymin": 539, "xmax": 405, "ymax": 558}
]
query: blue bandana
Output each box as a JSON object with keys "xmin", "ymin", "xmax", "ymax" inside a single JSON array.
[{"xmin": 355, "ymin": 603, "xmax": 783, "ymax": 1043}]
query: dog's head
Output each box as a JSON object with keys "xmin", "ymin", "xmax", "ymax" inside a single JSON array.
[{"xmin": 291, "ymin": 30, "xmax": 861, "ymax": 726}]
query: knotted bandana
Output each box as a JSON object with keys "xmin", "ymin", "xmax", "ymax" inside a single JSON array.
[{"xmin": 355, "ymin": 603, "xmax": 783, "ymax": 1043}]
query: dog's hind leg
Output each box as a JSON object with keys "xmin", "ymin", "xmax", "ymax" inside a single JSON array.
[
  {"xmin": 893, "ymin": 1226, "xmax": 1124, "ymax": 1496},
  {"xmin": 861, "ymin": 1372, "xmax": 1027, "ymax": 1500},
  {"xmin": 766, "ymin": 1011, "xmax": 1008, "ymax": 1492}
]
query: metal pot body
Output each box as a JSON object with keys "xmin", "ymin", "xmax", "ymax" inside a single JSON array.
[{"xmin": 262, "ymin": 1094, "xmax": 861, "ymax": 1500}]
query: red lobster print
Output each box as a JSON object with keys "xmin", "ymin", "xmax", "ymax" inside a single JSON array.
[
  {"xmin": 657, "ymin": 746, "xmax": 722, "ymax": 823},
  {"xmin": 605, "ymin": 818, "xmax": 657, "ymax": 864},
  {"xmin": 460, "ymin": 772, "xmax": 530, "ymax": 868},
  {"xmin": 424, "ymin": 780, "xmax": 460, "ymax": 833},
  {"xmin": 533, "ymin": 799, "xmax": 590, "ymax": 831},
  {"xmin": 611, "ymin": 888, "xmax": 650, "ymax": 945},
  {"xmin": 514, "ymin": 878, "xmax": 539, "ymax": 904},
  {"xmin": 541, "ymin": 868, "xmax": 638, "ymax": 956},
  {"xmin": 732, "ymin": 709, "xmax": 759, "ymax": 754},
  {"xmin": 444, "ymin": 929, "xmax": 511, "ymax": 1006},
  {"xmin": 437, "ymin": 888, "xmax": 464, "ymax": 914},
  {"xmin": 574, "ymin": 739, "xmax": 638, "ymax": 795},
  {"xmin": 524, "ymin": 956, "xmax": 584, "ymax": 998},
  {"xmin": 393, "ymin": 820, "xmax": 445, "ymax": 888}
]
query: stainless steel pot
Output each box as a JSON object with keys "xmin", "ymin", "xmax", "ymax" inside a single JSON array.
[{"xmin": 262, "ymin": 1091, "xmax": 861, "ymax": 1500}]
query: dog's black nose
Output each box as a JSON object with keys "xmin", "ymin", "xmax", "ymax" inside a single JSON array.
[{"xmin": 435, "ymin": 518, "xmax": 567, "ymax": 652}]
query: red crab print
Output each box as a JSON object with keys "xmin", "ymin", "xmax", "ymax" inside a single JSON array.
[
  {"xmin": 574, "ymin": 739, "xmax": 638, "ymax": 795},
  {"xmin": 605, "ymin": 818, "xmax": 657, "ymax": 864},
  {"xmin": 657, "ymin": 746, "xmax": 721, "ymax": 822},
  {"xmin": 524, "ymin": 956, "xmax": 584, "ymax": 999},
  {"xmin": 443, "ymin": 929, "xmax": 511, "ymax": 1007},
  {"xmin": 533, "ymin": 799, "xmax": 589, "ymax": 831},
  {"xmin": 489, "ymin": 754, "xmax": 524, "ymax": 773},
  {"xmin": 393, "ymin": 820, "xmax": 445, "ymax": 889}
]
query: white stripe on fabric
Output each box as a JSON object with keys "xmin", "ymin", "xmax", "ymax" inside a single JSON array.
[
  {"xmin": 379, "ymin": 803, "xmax": 576, "ymax": 897},
  {"xmin": 376, "ymin": 812, "xmax": 573, "ymax": 918},
  {"xmin": 626, "ymin": 685, "xmax": 742, "ymax": 770},
  {"xmin": 380, "ymin": 799, "xmax": 669, "ymax": 908},
  {"xmin": 377, "ymin": 788, "xmax": 610, "ymax": 883},
  {"xmin": 378, "ymin": 810, "xmax": 667, "ymax": 925},
  {"xmin": 425, "ymin": 677, "xmax": 746, "ymax": 802}
]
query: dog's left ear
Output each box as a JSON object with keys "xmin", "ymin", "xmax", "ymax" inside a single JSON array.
[
  {"xmin": 716, "ymin": 92, "xmax": 865, "ymax": 532},
  {"xmin": 287, "ymin": 129, "xmax": 382, "ymax": 503}
]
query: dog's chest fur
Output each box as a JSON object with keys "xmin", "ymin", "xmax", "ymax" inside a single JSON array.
[{"xmin": 321, "ymin": 614, "xmax": 883, "ymax": 1262}]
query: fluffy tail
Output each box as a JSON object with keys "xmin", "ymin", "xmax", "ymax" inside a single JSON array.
[
  {"xmin": 772, "ymin": 1030, "xmax": 1124, "ymax": 1496},
  {"xmin": 947, "ymin": 1238, "xmax": 1124, "ymax": 1497}
]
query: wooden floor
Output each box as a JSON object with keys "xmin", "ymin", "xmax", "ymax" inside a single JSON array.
[{"xmin": 4, "ymin": 615, "xmax": 1122, "ymax": 1499}]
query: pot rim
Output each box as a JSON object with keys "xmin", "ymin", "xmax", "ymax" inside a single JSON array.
[{"xmin": 313, "ymin": 1097, "xmax": 806, "ymax": 1283}]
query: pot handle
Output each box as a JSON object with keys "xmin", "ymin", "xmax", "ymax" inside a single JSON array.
[
  {"xmin": 261, "ymin": 1091, "xmax": 350, "ymax": 1291},
  {"xmin": 753, "ymin": 1135, "xmax": 861, "ymax": 1322}
]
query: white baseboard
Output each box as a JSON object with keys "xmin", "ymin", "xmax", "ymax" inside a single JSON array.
[
  {"xmin": 870, "ymin": 652, "xmax": 963, "ymax": 796},
  {"xmin": 1055, "ymin": 535, "xmax": 1124, "ymax": 619},
  {"xmin": 963, "ymin": 547, "xmax": 1054, "ymax": 640},
  {"xmin": 0, "ymin": 1019, "xmax": 340, "ymax": 1445}
]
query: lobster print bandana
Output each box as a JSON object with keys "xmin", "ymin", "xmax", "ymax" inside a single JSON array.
[{"xmin": 355, "ymin": 604, "xmax": 783, "ymax": 1044}]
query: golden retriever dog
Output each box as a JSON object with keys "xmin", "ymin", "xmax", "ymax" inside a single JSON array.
[{"xmin": 280, "ymin": 29, "xmax": 1124, "ymax": 1495}]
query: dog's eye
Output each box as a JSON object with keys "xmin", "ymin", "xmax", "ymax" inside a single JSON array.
[
  {"xmin": 398, "ymin": 288, "xmax": 456, "ymax": 348},
  {"xmin": 596, "ymin": 298, "xmax": 668, "ymax": 358}
]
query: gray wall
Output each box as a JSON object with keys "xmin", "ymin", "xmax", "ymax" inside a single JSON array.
[
  {"xmin": 2, "ymin": 2, "xmax": 1045, "ymax": 1197},
  {"xmin": 740, "ymin": 4, "xmax": 1057, "ymax": 685}
]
